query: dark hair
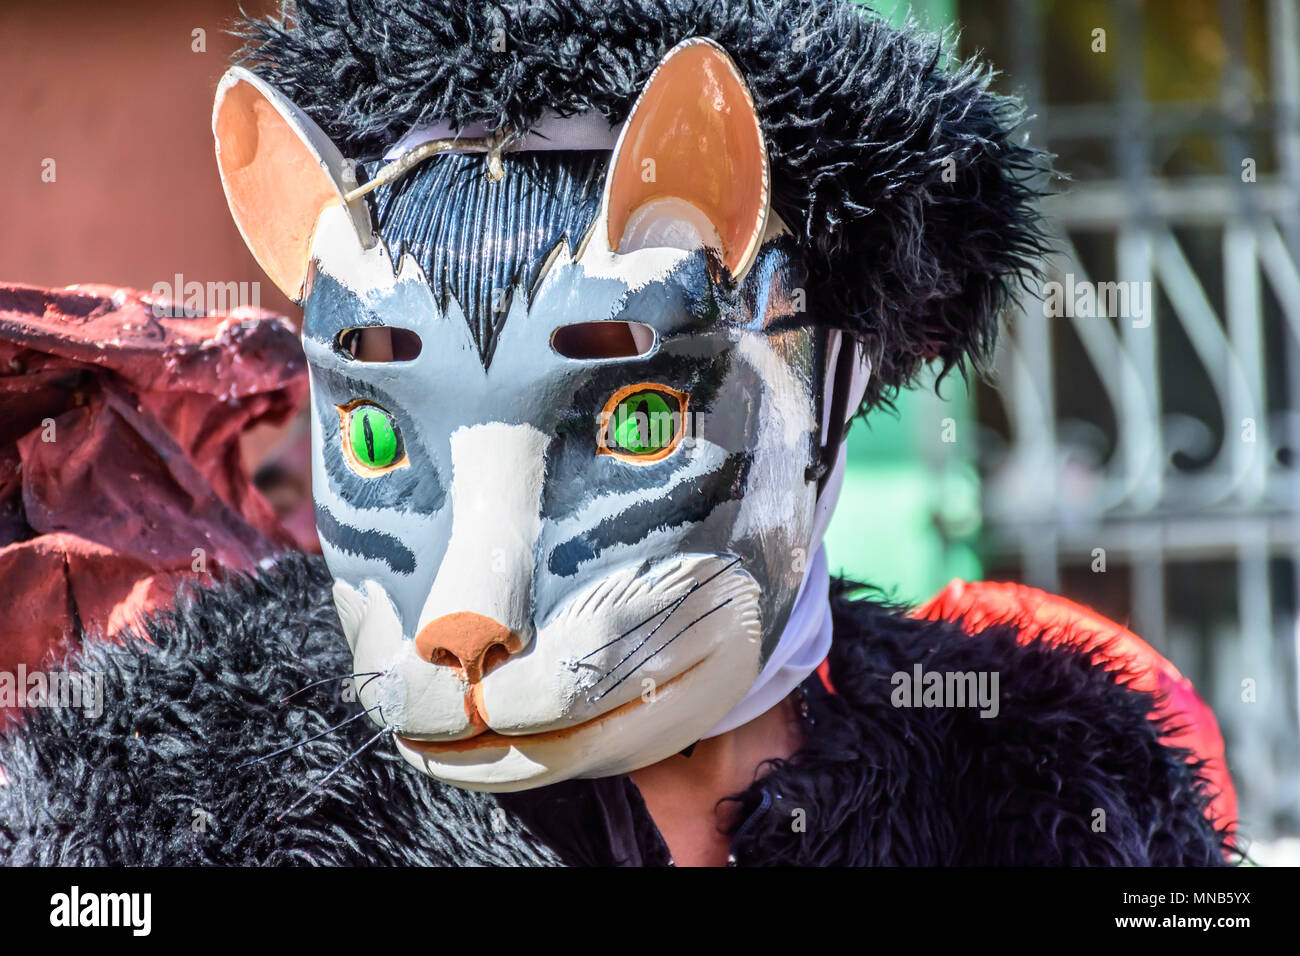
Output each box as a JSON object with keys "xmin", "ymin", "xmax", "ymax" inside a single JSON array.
[
  {"xmin": 367, "ymin": 152, "xmax": 606, "ymax": 367},
  {"xmin": 239, "ymin": 0, "xmax": 1053, "ymax": 413}
]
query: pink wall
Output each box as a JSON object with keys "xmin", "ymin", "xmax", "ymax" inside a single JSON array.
[{"xmin": 0, "ymin": 0, "xmax": 295, "ymax": 319}]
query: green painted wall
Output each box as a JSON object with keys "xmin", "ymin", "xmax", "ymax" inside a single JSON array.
[{"xmin": 823, "ymin": 0, "xmax": 981, "ymax": 604}]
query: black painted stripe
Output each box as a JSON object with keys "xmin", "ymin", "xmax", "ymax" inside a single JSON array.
[
  {"xmin": 314, "ymin": 502, "xmax": 417, "ymax": 575},
  {"xmin": 548, "ymin": 452, "xmax": 751, "ymax": 577}
]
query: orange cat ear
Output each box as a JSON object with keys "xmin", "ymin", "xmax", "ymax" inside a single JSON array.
[
  {"xmin": 212, "ymin": 67, "xmax": 370, "ymax": 303},
  {"xmin": 604, "ymin": 38, "xmax": 769, "ymax": 281}
]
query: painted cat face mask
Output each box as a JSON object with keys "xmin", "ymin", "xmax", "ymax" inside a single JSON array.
[{"xmin": 214, "ymin": 39, "xmax": 866, "ymax": 791}]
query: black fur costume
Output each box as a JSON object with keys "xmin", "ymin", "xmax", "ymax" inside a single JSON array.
[{"xmin": 0, "ymin": 555, "xmax": 1230, "ymax": 865}]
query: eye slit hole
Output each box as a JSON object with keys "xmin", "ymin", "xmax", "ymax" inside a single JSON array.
[
  {"xmin": 336, "ymin": 327, "xmax": 422, "ymax": 363},
  {"xmin": 551, "ymin": 321, "xmax": 655, "ymax": 360}
]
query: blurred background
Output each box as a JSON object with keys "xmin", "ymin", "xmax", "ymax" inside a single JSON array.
[
  {"xmin": 845, "ymin": 0, "xmax": 1300, "ymax": 862},
  {"xmin": 1, "ymin": 0, "xmax": 1296, "ymax": 859}
]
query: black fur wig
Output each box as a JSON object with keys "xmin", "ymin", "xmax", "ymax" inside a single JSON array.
[
  {"xmin": 235, "ymin": 0, "xmax": 1052, "ymax": 412},
  {"xmin": 0, "ymin": 555, "xmax": 1231, "ymax": 865}
]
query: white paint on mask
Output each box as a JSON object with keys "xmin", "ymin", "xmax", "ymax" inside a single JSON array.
[
  {"xmin": 309, "ymin": 204, "xmax": 428, "ymax": 302},
  {"xmin": 416, "ymin": 423, "xmax": 550, "ymax": 640}
]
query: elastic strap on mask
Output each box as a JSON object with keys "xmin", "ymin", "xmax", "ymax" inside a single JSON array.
[{"xmin": 809, "ymin": 329, "xmax": 863, "ymax": 493}]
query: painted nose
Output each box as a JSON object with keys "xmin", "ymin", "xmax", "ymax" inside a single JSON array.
[{"xmin": 414, "ymin": 612, "xmax": 521, "ymax": 683}]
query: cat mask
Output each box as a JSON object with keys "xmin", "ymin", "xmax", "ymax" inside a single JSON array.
[{"xmin": 213, "ymin": 38, "xmax": 866, "ymax": 790}]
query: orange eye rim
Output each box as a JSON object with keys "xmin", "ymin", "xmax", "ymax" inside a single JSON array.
[
  {"xmin": 597, "ymin": 382, "xmax": 691, "ymax": 465},
  {"xmin": 336, "ymin": 398, "xmax": 412, "ymax": 478}
]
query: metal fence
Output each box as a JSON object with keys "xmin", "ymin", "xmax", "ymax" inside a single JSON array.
[{"xmin": 962, "ymin": 0, "xmax": 1300, "ymax": 850}]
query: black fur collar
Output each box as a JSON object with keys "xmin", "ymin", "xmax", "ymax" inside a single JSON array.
[
  {"xmin": 0, "ymin": 555, "xmax": 1230, "ymax": 865},
  {"xmin": 720, "ymin": 582, "xmax": 1232, "ymax": 865}
]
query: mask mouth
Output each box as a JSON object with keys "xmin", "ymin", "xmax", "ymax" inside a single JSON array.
[
  {"xmin": 393, "ymin": 653, "xmax": 711, "ymax": 754},
  {"xmin": 343, "ymin": 552, "xmax": 770, "ymax": 788}
]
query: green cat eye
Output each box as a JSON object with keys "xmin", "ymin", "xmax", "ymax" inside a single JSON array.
[
  {"xmin": 347, "ymin": 404, "xmax": 401, "ymax": 470},
  {"xmin": 602, "ymin": 385, "xmax": 688, "ymax": 461}
]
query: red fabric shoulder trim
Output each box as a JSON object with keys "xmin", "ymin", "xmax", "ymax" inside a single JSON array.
[
  {"xmin": 915, "ymin": 580, "xmax": 1237, "ymax": 834},
  {"xmin": 816, "ymin": 656, "xmax": 836, "ymax": 696}
]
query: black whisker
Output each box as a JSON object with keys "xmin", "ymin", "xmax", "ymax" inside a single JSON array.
[
  {"xmin": 579, "ymin": 555, "xmax": 742, "ymax": 662},
  {"xmin": 586, "ymin": 593, "xmax": 691, "ymax": 678},
  {"xmin": 238, "ymin": 703, "xmax": 384, "ymax": 768},
  {"xmin": 579, "ymin": 591, "xmax": 689, "ymax": 663},
  {"xmin": 590, "ymin": 606, "xmax": 686, "ymax": 686},
  {"xmin": 356, "ymin": 671, "xmax": 384, "ymax": 696},
  {"xmin": 279, "ymin": 671, "xmax": 382, "ymax": 705},
  {"xmin": 275, "ymin": 726, "xmax": 393, "ymax": 821},
  {"xmin": 584, "ymin": 557, "xmax": 743, "ymax": 689},
  {"xmin": 589, "ymin": 598, "xmax": 734, "ymax": 703}
]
